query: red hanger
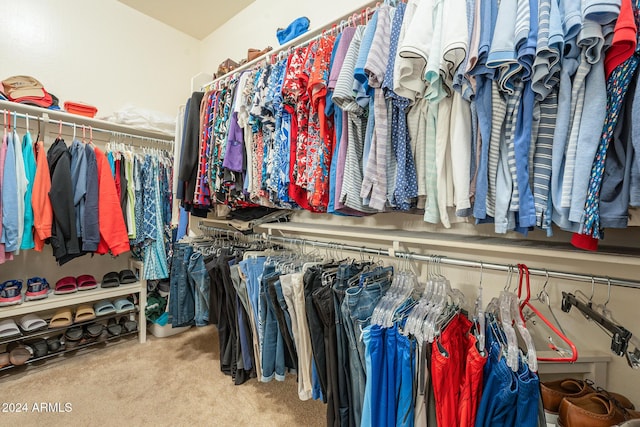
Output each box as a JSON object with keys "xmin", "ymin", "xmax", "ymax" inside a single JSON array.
[{"xmin": 517, "ymin": 263, "xmax": 578, "ymax": 363}]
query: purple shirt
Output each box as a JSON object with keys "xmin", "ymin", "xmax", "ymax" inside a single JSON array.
[
  {"xmin": 328, "ymin": 27, "xmax": 357, "ymax": 91},
  {"xmin": 222, "ymin": 111, "xmax": 245, "ymax": 172}
]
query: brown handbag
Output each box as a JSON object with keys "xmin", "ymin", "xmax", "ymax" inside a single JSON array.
[
  {"xmin": 215, "ymin": 58, "xmax": 240, "ymax": 79},
  {"xmin": 247, "ymin": 46, "xmax": 273, "ymax": 62}
]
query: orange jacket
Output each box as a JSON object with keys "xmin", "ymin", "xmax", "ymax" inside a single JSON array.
[
  {"xmin": 94, "ymin": 147, "xmax": 130, "ymax": 256},
  {"xmin": 31, "ymin": 140, "xmax": 53, "ymax": 251}
]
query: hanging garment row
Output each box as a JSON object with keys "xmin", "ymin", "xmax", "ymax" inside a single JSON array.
[
  {"xmin": 177, "ymin": 0, "xmax": 640, "ymax": 251},
  {"xmin": 0, "ymin": 110, "xmax": 173, "ymax": 279},
  {"xmin": 168, "ymin": 228, "xmax": 640, "ymax": 427}
]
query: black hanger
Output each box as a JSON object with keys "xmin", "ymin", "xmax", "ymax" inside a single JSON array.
[{"xmin": 561, "ymin": 291, "xmax": 632, "ymax": 358}]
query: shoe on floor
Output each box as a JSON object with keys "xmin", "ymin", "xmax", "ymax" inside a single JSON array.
[
  {"xmin": 559, "ymin": 392, "xmax": 640, "ymax": 427},
  {"xmin": 541, "ymin": 378, "xmax": 634, "ymax": 424}
]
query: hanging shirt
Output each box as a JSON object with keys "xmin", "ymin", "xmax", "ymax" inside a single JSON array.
[
  {"xmin": 12, "ymin": 129, "xmax": 27, "ymax": 253},
  {"xmin": 470, "ymin": 0, "xmax": 499, "ymax": 222},
  {"xmin": 309, "ymin": 33, "xmax": 337, "ymax": 210},
  {"xmin": 20, "ymin": 131, "xmax": 36, "ymax": 250},
  {"xmin": 362, "ymin": 5, "xmax": 392, "ymax": 210},
  {"xmin": 384, "ymin": 2, "xmax": 418, "ymax": 212},
  {"xmin": 82, "ymin": 144, "xmax": 100, "ymax": 252},
  {"xmin": 70, "ymin": 139, "xmax": 87, "ymax": 240},
  {"xmin": 397, "ymin": 0, "xmax": 433, "ymax": 200},
  {"xmin": 31, "ymin": 140, "xmax": 52, "ymax": 252},
  {"xmin": 95, "ymin": 146, "xmax": 130, "ymax": 256},
  {"xmin": 2, "ymin": 131, "xmax": 19, "ymax": 253},
  {"xmin": 327, "ymin": 27, "xmax": 361, "ymax": 215},
  {"xmin": 574, "ymin": 0, "xmax": 640, "ymax": 247},
  {"xmin": 334, "ymin": 25, "xmax": 377, "ymax": 213},
  {"xmin": 0, "ymin": 132, "xmax": 12, "ymax": 262}
]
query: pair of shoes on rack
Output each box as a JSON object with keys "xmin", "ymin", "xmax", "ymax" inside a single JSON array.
[
  {"xmin": 94, "ymin": 298, "xmax": 135, "ymax": 316},
  {"xmin": 107, "ymin": 316, "xmax": 138, "ymax": 337},
  {"xmin": 49, "ymin": 304, "xmax": 96, "ymax": 328},
  {"xmin": 541, "ymin": 378, "xmax": 639, "ymax": 426},
  {"xmin": 54, "ymin": 275, "xmax": 98, "ymax": 294},
  {"xmin": 0, "ymin": 277, "xmax": 53, "ymax": 306},
  {"xmin": 65, "ymin": 323, "xmax": 106, "ymax": 349},
  {"xmin": 101, "ymin": 270, "xmax": 137, "ymax": 288},
  {"xmin": 0, "ymin": 315, "xmax": 47, "ymax": 338},
  {"xmin": 49, "ymin": 298, "xmax": 134, "ymax": 329}
]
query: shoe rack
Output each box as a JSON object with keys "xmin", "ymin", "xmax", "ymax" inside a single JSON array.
[{"xmin": 0, "ymin": 259, "xmax": 148, "ymax": 374}]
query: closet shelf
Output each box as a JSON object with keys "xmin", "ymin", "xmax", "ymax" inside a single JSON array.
[
  {"xmin": 258, "ymin": 222, "xmax": 640, "ymax": 266},
  {"xmin": 0, "ymin": 100, "xmax": 173, "ymax": 141},
  {"xmin": 0, "ymin": 282, "xmax": 143, "ymax": 320}
]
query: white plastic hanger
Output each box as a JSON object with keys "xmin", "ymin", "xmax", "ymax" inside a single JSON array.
[
  {"xmin": 474, "ymin": 262, "xmax": 486, "ymax": 355},
  {"xmin": 499, "ymin": 266, "xmax": 520, "ymax": 371}
]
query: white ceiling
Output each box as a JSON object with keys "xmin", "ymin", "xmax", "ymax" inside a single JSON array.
[{"xmin": 118, "ymin": 0, "xmax": 255, "ymax": 40}]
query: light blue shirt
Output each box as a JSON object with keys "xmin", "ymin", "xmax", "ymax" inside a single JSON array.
[
  {"xmin": 471, "ymin": 0, "xmax": 499, "ymax": 222},
  {"xmin": 2, "ymin": 132, "xmax": 19, "ymax": 252}
]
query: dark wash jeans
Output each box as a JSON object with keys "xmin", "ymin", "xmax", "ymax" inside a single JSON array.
[{"xmin": 169, "ymin": 243, "xmax": 195, "ymax": 327}]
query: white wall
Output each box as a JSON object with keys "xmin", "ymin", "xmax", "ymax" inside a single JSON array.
[
  {"xmin": 199, "ymin": 0, "xmax": 375, "ymax": 79},
  {"xmin": 0, "ymin": 0, "xmax": 201, "ymax": 118}
]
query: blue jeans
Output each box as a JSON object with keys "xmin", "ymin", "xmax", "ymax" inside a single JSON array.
[
  {"xmin": 169, "ymin": 243, "xmax": 195, "ymax": 327},
  {"xmin": 239, "ymin": 257, "xmax": 267, "ymax": 355},
  {"xmin": 341, "ymin": 278, "xmax": 391, "ymax": 427},
  {"xmin": 188, "ymin": 251, "xmax": 210, "ymax": 326},
  {"xmin": 260, "ymin": 269, "xmax": 285, "ymax": 381},
  {"xmin": 333, "ymin": 262, "xmax": 368, "ymax": 427}
]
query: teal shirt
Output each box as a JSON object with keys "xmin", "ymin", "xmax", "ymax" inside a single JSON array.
[{"xmin": 20, "ymin": 132, "xmax": 36, "ymax": 250}]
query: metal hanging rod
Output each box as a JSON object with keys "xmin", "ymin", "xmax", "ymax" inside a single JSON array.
[
  {"xmin": 0, "ymin": 101, "xmax": 174, "ymax": 144},
  {"xmin": 202, "ymin": 0, "xmax": 378, "ymax": 91},
  {"xmin": 259, "ymin": 234, "xmax": 640, "ymax": 290},
  {"xmin": 52, "ymin": 120, "xmax": 173, "ymax": 146},
  {"xmin": 197, "ymin": 224, "xmax": 253, "ymax": 242},
  {"xmin": 194, "ymin": 223, "xmax": 640, "ymax": 290}
]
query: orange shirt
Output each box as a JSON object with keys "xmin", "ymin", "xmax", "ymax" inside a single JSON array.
[
  {"xmin": 94, "ymin": 147, "xmax": 130, "ymax": 256},
  {"xmin": 31, "ymin": 140, "xmax": 52, "ymax": 251}
]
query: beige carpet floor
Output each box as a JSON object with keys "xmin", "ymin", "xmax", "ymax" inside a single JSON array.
[{"xmin": 1, "ymin": 325, "xmax": 326, "ymax": 426}]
